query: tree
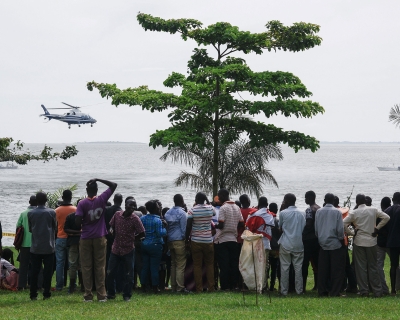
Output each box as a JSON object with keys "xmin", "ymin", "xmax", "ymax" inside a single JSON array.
[
  {"xmin": 160, "ymin": 136, "xmax": 283, "ymax": 198},
  {"xmin": 0, "ymin": 137, "xmax": 78, "ymax": 165},
  {"xmin": 88, "ymin": 13, "xmax": 325, "ymax": 196}
]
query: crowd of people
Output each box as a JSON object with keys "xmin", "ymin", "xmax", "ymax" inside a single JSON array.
[{"xmin": 1, "ymin": 177, "xmax": 400, "ymax": 302}]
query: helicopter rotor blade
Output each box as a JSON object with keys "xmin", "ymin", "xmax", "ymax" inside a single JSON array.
[
  {"xmin": 46, "ymin": 108, "xmax": 72, "ymax": 110},
  {"xmin": 62, "ymin": 102, "xmax": 79, "ymax": 109}
]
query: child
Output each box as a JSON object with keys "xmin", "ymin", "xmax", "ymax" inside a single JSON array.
[{"xmin": 1, "ymin": 248, "xmax": 19, "ymax": 291}]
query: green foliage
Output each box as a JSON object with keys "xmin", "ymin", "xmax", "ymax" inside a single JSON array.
[
  {"xmin": 0, "ymin": 137, "xmax": 78, "ymax": 165},
  {"xmin": 40, "ymin": 184, "xmax": 79, "ymax": 209},
  {"xmin": 161, "ymin": 137, "xmax": 283, "ymax": 197},
  {"xmin": 88, "ymin": 13, "xmax": 324, "ymax": 195}
]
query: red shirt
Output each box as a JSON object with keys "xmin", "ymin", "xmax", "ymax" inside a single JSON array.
[
  {"xmin": 110, "ymin": 211, "xmax": 145, "ymax": 256},
  {"xmin": 237, "ymin": 207, "xmax": 257, "ymax": 243}
]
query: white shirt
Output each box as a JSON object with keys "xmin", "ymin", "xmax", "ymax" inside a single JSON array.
[
  {"xmin": 278, "ymin": 206, "xmax": 306, "ymax": 252},
  {"xmin": 343, "ymin": 204, "xmax": 390, "ymax": 247}
]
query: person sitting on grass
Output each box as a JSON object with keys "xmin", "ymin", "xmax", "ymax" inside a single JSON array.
[{"xmin": 0, "ymin": 248, "xmax": 19, "ymax": 291}]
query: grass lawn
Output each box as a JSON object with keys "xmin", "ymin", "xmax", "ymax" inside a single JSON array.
[{"xmin": 1, "ymin": 247, "xmax": 399, "ymax": 320}]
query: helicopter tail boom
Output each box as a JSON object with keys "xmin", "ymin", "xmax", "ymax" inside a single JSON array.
[{"xmin": 41, "ymin": 104, "xmax": 50, "ymax": 115}]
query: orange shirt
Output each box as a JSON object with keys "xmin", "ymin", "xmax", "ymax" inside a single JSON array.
[
  {"xmin": 55, "ymin": 205, "xmax": 77, "ymax": 238},
  {"xmin": 338, "ymin": 207, "xmax": 349, "ymax": 246}
]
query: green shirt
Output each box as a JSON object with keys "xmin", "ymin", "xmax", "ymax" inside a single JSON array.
[{"xmin": 16, "ymin": 206, "xmax": 36, "ymax": 248}]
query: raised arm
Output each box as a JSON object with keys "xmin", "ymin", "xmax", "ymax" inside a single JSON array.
[{"xmin": 87, "ymin": 178, "xmax": 117, "ymax": 193}]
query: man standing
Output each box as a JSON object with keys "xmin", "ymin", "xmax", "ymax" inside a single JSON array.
[
  {"xmin": 343, "ymin": 194, "xmax": 390, "ymax": 297},
  {"xmin": 246, "ymin": 196, "xmax": 275, "ymax": 288},
  {"xmin": 104, "ymin": 193, "xmax": 123, "ymax": 290},
  {"xmin": 16, "ymin": 195, "xmax": 37, "ymax": 290},
  {"xmin": 315, "ymin": 193, "xmax": 346, "ymax": 297},
  {"xmin": 164, "ymin": 194, "xmax": 188, "ymax": 293},
  {"xmin": 55, "ymin": 190, "xmax": 76, "ymax": 291},
  {"xmin": 385, "ymin": 192, "xmax": 400, "ymax": 295},
  {"xmin": 28, "ymin": 192, "xmax": 56, "ymax": 300},
  {"xmin": 214, "ymin": 189, "xmax": 244, "ymax": 291},
  {"xmin": 76, "ymin": 178, "xmax": 117, "ymax": 302},
  {"xmin": 278, "ymin": 193, "xmax": 306, "ymax": 296},
  {"xmin": 107, "ymin": 199, "xmax": 145, "ymax": 301},
  {"xmin": 64, "ymin": 200, "xmax": 82, "ymax": 294},
  {"xmin": 302, "ymin": 191, "xmax": 320, "ymax": 292}
]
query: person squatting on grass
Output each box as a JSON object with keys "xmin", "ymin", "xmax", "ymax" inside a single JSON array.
[{"xmin": 8, "ymin": 183, "xmax": 400, "ymax": 301}]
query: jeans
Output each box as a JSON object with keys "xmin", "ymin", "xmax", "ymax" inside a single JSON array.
[
  {"xmin": 377, "ymin": 246, "xmax": 390, "ymax": 294},
  {"xmin": 141, "ymin": 243, "xmax": 163, "ymax": 287},
  {"xmin": 55, "ymin": 238, "xmax": 68, "ymax": 290},
  {"xmin": 30, "ymin": 252, "xmax": 54, "ymax": 299},
  {"xmin": 107, "ymin": 250, "xmax": 135, "ymax": 298},
  {"xmin": 80, "ymin": 237, "xmax": 107, "ymax": 301},
  {"xmin": 68, "ymin": 244, "xmax": 80, "ymax": 280}
]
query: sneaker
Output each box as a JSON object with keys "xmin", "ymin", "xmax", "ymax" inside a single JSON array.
[
  {"xmin": 123, "ymin": 297, "xmax": 131, "ymax": 302},
  {"xmin": 178, "ymin": 288, "xmax": 192, "ymax": 294},
  {"xmin": 107, "ymin": 295, "xmax": 116, "ymax": 300},
  {"xmin": 98, "ymin": 299, "xmax": 107, "ymax": 302}
]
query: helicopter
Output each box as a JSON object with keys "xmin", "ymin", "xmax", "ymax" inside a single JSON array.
[{"xmin": 40, "ymin": 102, "xmax": 97, "ymax": 129}]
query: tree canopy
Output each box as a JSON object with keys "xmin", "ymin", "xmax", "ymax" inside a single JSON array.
[
  {"xmin": 0, "ymin": 137, "xmax": 78, "ymax": 165},
  {"xmin": 88, "ymin": 13, "xmax": 324, "ymax": 196}
]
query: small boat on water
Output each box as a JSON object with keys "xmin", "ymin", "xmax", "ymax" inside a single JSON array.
[
  {"xmin": 377, "ymin": 166, "xmax": 400, "ymax": 171},
  {"xmin": 0, "ymin": 162, "xmax": 18, "ymax": 169}
]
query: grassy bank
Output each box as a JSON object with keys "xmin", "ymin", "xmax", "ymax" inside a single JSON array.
[{"xmin": 1, "ymin": 248, "xmax": 399, "ymax": 319}]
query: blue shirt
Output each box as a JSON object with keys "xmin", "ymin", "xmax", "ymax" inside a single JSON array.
[
  {"xmin": 140, "ymin": 214, "xmax": 167, "ymax": 245},
  {"xmin": 164, "ymin": 206, "xmax": 187, "ymax": 242},
  {"xmin": 278, "ymin": 206, "xmax": 306, "ymax": 252}
]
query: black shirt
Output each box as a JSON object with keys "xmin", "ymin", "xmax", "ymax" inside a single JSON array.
[
  {"xmin": 64, "ymin": 212, "xmax": 80, "ymax": 247},
  {"xmin": 303, "ymin": 203, "xmax": 320, "ymax": 242},
  {"xmin": 105, "ymin": 205, "xmax": 122, "ymax": 245},
  {"xmin": 385, "ymin": 204, "xmax": 400, "ymax": 248}
]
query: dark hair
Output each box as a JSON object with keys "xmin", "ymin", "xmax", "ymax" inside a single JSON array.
[
  {"xmin": 269, "ymin": 202, "xmax": 278, "ymax": 214},
  {"xmin": 62, "ymin": 189, "xmax": 72, "ymax": 201},
  {"xmin": 217, "ymin": 189, "xmax": 230, "ymax": 199},
  {"xmin": 2, "ymin": 248, "xmax": 14, "ymax": 265},
  {"xmin": 393, "ymin": 192, "xmax": 400, "ymax": 203},
  {"xmin": 173, "ymin": 194, "xmax": 184, "ymax": 206},
  {"xmin": 87, "ymin": 181, "xmax": 98, "ymax": 191},
  {"xmin": 195, "ymin": 192, "xmax": 210, "ymax": 205},
  {"xmin": 381, "ymin": 197, "xmax": 391, "ymax": 210},
  {"xmin": 138, "ymin": 206, "xmax": 147, "ymax": 215},
  {"xmin": 29, "ymin": 195, "xmax": 37, "ymax": 206},
  {"xmin": 356, "ymin": 194, "xmax": 366, "ymax": 205},
  {"xmin": 333, "ymin": 196, "xmax": 340, "ymax": 207},
  {"xmin": 113, "ymin": 193, "xmax": 123, "ymax": 204},
  {"xmin": 36, "ymin": 192, "xmax": 47, "ymax": 206},
  {"xmin": 258, "ymin": 196, "xmax": 269, "ymax": 208},
  {"xmin": 239, "ymin": 194, "xmax": 250, "ymax": 206},
  {"xmin": 145, "ymin": 200, "xmax": 159, "ymax": 215},
  {"xmin": 162, "ymin": 207, "xmax": 170, "ymax": 215},
  {"xmin": 235, "ymin": 200, "xmax": 242, "ymax": 208},
  {"xmin": 284, "ymin": 193, "xmax": 296, "ymax": 206},
  {"xmin": 324, "ymin": 193, "xmax": 335, "ymax": 204},
  {"xmin": 305, "ymin": 191, "xmax": 316, "ymax": 201}
]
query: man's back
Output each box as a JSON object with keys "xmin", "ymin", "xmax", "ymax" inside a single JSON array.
[
  {"xmin": 55, "ymin": 204, "xmax": 77, "ymax": 239},
  {"xmin": 214, "ymin": 202, "xmax": 243, "ymax": 244},
  {"xmin": 386, "ymin": 204, "xmax": 400, "ymax": 247},
  {"xmin": 28, "ymin": 206, "xmax": 56, "ymax": 254},
  {"xmin": 188, "ymin": 204, "xmax": 214, "ymax": 243},
  {"xmin": 76, "ymin": 188, "xmax": 112, "ymax": 239},
  {"xmin": 165, "ymin": 206, "xmax": 187, "ymax": 242},
  {"xmin": 315, "ymin": 204, "xmax": 343, "ymax": 250},
  {"xmin": 278, "ymin": 206, "xmax": 306, "ymax": 252},
  {"xmin": 17, "ymin": 206, "xmax": 36, "ymax": 248}
]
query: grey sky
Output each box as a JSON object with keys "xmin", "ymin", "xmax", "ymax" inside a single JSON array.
[{"xmin": 1, "ymin": 0, "xmax": 400, "ymax": 144}]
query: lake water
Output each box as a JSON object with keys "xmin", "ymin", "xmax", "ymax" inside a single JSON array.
[{"xmin": 1, "ymin": 142, "xmax": 400, "ymax": 245}]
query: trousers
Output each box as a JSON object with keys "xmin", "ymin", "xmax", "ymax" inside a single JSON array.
[
  {"xmin": 80, "ymin": 237, "xmax": 107, "ymax": 301},
  {"xmin": 191, "ymin": 241, "xmax": 214, "ymax": 293},
  {"xmin": 168, "ymin": 240, "xmax": 186, "ymax": 291},
  {"xmin": 279, "ymin": 245, "xmax": 303, "ymax": 295}
]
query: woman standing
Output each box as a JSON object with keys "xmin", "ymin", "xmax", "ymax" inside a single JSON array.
[{"xmin": 140, "ymin": 200, "xmax": 167, "ymax": 293}]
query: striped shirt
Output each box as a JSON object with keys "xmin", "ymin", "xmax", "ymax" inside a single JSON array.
[
  {"xmin": 188, "ymin": 204, "xmax": 215, "ymax": 243},
  {"xmin": 214, "ymin": 201, "xmax": 243, "ymax": 244}
]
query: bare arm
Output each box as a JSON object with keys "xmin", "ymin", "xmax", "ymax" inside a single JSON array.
[{"xmin": 87, "ymin": 178, "xmax": 117, "ymax": 193}]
